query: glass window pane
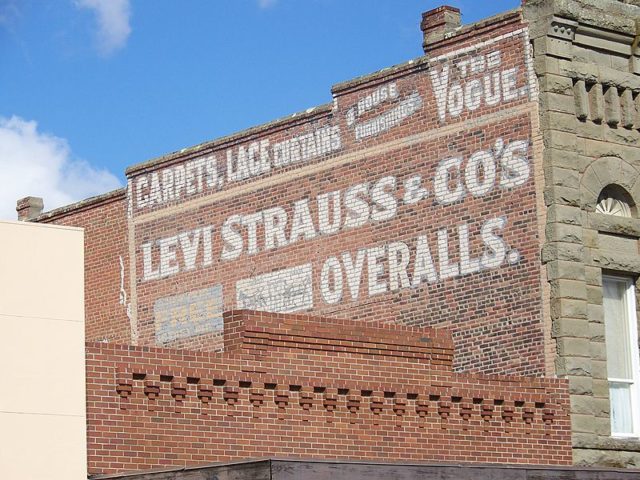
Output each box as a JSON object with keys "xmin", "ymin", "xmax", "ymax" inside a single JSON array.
[
  {"xmin": 604, "ymin": 278, "xmax": 633, "ymax": 380},
  {"xmin": 610, "ymin": 382, "xmax": 634, "ymax": 434}
]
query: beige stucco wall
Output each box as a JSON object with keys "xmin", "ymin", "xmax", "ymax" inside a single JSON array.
[{"xmin": 0, "ymin": 220, "xmax": 86, "ymax": 479}]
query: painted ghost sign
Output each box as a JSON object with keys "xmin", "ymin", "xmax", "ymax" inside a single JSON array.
[
  {"xmin": 154, "ymin": 285, "xmax": 223, "ymax": 344},
  {"xmin": 140, "ymin": 136, "xmax": 530, "ymax": 311},
  {"xmin": 126, "ymin": 27, "xmax": 543, "ymax": 376},
  {"xmin": 236, "ymin": 264, "xmax": 313, "ymax": 313}
]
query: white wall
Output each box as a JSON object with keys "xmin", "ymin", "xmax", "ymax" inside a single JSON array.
[{"xmin": 0, "ymin": 220, "xmax": 86, "ymax": 479}]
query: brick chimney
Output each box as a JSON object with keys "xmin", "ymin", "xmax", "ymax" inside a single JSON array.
[
  {"xmin": 421, "ymin": 5, "xmax": 461, "ymax": 54},
  {"xmin": 16, "ymin": 196, "xmax": 44, "ymax": 221}
]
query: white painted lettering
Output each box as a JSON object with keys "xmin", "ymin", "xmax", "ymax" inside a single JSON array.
[
  {"xmin": 159, "ymin": 235, "xmax": 180, "ymax": 278},
  {"xmin": 403, "ymin": 175, "xmax": 428, "ymax": 205},
  {"xmin": 321, "ymin": 257, "xmax": 343, "ymax": 304},
  {"xmin": 136, "ymin": 177, "xmax": 149, "ymax": 209},
  {"xmin": 371, "ymin": 176, "xmax": 397, "ymax": 221},
  {"xmin": 142, "ymin": 242, "xmax": 159, "ymax": 281},
  {"xmin": 179, "ymin": 228, "xmax": 201, "ymax": 271},
  {"xmin": 344, "ymin": 183, "xmax": 370, "ymax": 228},
  {"xmin": 459, "ymin": 223, "xmax": 481, "ymax": 275},
  {"xmin": 499, "ymin": 139, "xmax": 530, "ymax": 189},
  {"xmin": 221, "ymin": 215, "xmax": 243, "ymax": 261},
  {"xmin": 242, "ymin": 212, "xmax": 263, "ymax": 255},
  {"xmin": 342, "ymin": 249, "xmax": 366, "ymax": 300},
  {"xmin": 388, "ymin": 241, "xmax": 411, "ymax": 291},
  {"xmin": 434, "ymin": 157, "xmax": 464, "ymax": 204},
  {"xmin": 290, "ymin": 199, "xmax": 317, "ymax": 243},
  {"xmin": 481, "ymin": 217, "xmax": 507, "ymax": 269},
  {"xmin": 263, "ymin": 207, "xmax": 289, "ymax": 250},
  {"xmin": 412, "ymin": 235, "xmax": 438, "ymax": 286},
  {"xmin": 367, "ymin": 245, "xmax": 387, "ymax": 296},
  {"xmin": 465, "ymin": 150, "xmax": 496, "ymax": 197}
]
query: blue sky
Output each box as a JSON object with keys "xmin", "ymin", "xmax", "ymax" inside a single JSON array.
[{"xmin": 0, "ymin": 0, "xmax": 519, "ymax": 219}]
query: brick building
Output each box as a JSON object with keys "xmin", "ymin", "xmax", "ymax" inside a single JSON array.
[{"xmin": 17, "ymin": 0, "xmax": 640, "ymax": 475}]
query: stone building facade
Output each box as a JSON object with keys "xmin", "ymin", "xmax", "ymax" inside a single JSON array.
[
  {"xmin": 20, "ymin": 0, "xmax": 640, "ymax": 473},
  {"xmin": 523, "ymin": 0, "xmax": 640, "ymax": 467}
]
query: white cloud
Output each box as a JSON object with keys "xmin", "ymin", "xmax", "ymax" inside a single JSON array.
[
  {"xmin": 257, "ymin": 0, "xmax": 277, "ymax": 9},
  {"xmin": 0, "ymin": 0, "xmax": 20, "ymax": 28},
  {"xmin": 75, "ymin": 0, "xmax": 131, "ymax": 56},
  {"xmin": 0, "ymin": 115, "xmax": 122, "ymax": 220}
]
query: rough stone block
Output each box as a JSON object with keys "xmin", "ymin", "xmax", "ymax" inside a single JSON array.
[
  {"xmin": 594, "ymin": 251, "xmax": 640, "ymax": 274},
  {"xmin": 621, "ymin": 88, "xmax": 635, "ymax": 129},
  {"xmin": 571, "ymin": 413, "xmax": 597, "ymax": 434},
  {"xmin": 592, "ymin": 379, "xmax": 609, "ymax": 397},
  {"xmin": 547, "ymin": 204, "xmax": 582, "ymax": 225},
  {"xmin": 557, "ymin": 337, "xmax": 591, "ymax": 357},
  {"xmin": 603, "ymin": 126, "xmax": 640, "ymax": 147},
  {"xmin": 551, "ymin": 278, "xmax": 588, "ymax": 300},
  {"xmin": 575, "ymin": 121, "xmax": 605, "ymax": 141},
  {"xmin": 592, "ymin": 398, "xmax": 610, "ymax": 418},
  {"xmin": 591, "ymin": 360, "xmax": 608, "ymax": 380},
  {"xmin": 589, "ymin": 338, "xmax": 606, "ymax": 361},
  {"xmin": 583, "ymin": 228, "xmax": 598, "ymax": 248},
  {"xmin": 593, "ymin": 417, "xmax": 611, "ymax": 436},
  {"xmin": 553, "ymin": 317, "xmax": 589, "ymax": 338},
  {"xmin": 589, "ymin": 83, "xmax": 605, "ymax": 123},
  {"xmin": 535, "ymin": 36, "xmax": 574, "ymax": 60},
  {"xmin": 547, "ymin": 260, "xmax": 585, "ymax": 281},
  {"xmin": 571, "ymin": 394, "xmax": 595, "ymax": 415},
  {"xmin": 547, "ymin": 222, "xmax": 583, "ymax": 243},
  {"xmin": 574, "ymin": 79, "xmax": 589, "ymax": 121},
  {"xmin": 551, "ymin": 298, "xmax": 588, "ymax": 320},
  {"xmin": 574, "ymin": 448, "xmax": 640, "ymax": 468},
  {"xmin": 542, "ymin": 93, "xmax": 578, "ymax": 116},
  {"xmin": 546, "ymin": 166, "xmax": 581, "ymax": 189},
  {"xmin": 556, "ymin": 356, "xmax": 592, "ymax": 377},
  {"xmin": 604, "ymin": 86, "xmax": 621, "ymax": 127},
  {"xmin": 545, "ymin": 186, "xmax": 581, "ymax": 208},
  {"xmin": 585, "ymin": 266, "xmax": 602, "ymax": 286},
  {"xmin": 543, "ymin": 111, "xmax": 577, "ymax": 133},
  {"xmin": 587, "ymin": 304, "xmax": 604, "ymax": 324},
  {"xmin": 545, "ymin": 129, "xmax": 578, "ymax": 152},
  {"xmin": 539, "ymin": 73, "xmax": 574, "ymax": 94},
  {"xmin": 543, "ymin": 241, "xmax": 584, "ymax": 263},
  {"xmin": 569, "ymin": 375, "xmax": 593, "ymax": 395},
  {"xmin": 588, "ymin": 320, "xmax": 605, "ymax": 339}
]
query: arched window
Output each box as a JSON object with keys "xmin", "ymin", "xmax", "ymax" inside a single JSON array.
[{"xmin": 596, "ymin": 185, "xmax": 634, "ymax": 218}]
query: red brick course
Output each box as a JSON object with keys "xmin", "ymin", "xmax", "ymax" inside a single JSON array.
[{"xmin": 86, "ymin": 310, "xmax": 572, "ymax": 475}]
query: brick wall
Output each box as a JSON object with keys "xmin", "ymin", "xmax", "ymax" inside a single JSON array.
[
  {"xmin": 37, "ymin": 11, "xmax": 549, "ymax": 378},
  {"xmin": 86, "ymin": 310, "xmax": 572, "ymax": 475},
  {"xmin": 37, "ymin": 190, "xmax": 131, "ymax": 344}
]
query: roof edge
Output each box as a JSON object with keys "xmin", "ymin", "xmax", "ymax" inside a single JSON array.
[
  {"xmin": 125, "ymin": 103, "xmax": 333, "ymax": 176},
  {"xmin": 33, "ymin": 187, "xmax": 126, "ymax": 223}
]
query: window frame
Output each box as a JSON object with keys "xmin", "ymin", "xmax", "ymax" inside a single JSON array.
[{"xmin": 603, "ymin": 273, "xmax": 640, "ymax": 438}]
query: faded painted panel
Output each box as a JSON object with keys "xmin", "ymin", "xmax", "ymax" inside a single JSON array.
[
  {"xmin": 154, "ymin": 285, "xmax": 223, "ymax": 344},
  {"xmin": 236, "ymin": 264, "xmax": 313, "ymax": 313}
]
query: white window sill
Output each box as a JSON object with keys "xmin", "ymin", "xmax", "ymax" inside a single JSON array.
[{"xmin": 611, "ymin": 434, "xmax": 640, "ymax": 440}]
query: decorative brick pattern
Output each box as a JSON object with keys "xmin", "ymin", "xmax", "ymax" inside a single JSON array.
[{"xmin": 86, "ymin": 310, "xmax": 572, "ymax": 475}]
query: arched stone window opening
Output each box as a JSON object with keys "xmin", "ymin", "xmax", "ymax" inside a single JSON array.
[{"xmin": 596, "ymin": 185, "xmax": 635, "ymax": 218}]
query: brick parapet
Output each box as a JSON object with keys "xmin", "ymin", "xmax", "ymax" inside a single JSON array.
[
  {"xmin": 86, "ymin": 311, "xmax": 572, "ymax": 475},
  {"xmin": 224, "ymin": 310, "xmax": 455, "ymax": 367},
  {"xmin": 34, "ymin": 188, "xmax": 125, "ymax": 223}
]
